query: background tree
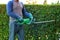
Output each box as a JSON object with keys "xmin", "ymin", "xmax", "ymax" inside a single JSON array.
[
  {"xmin": 57, "ymin": 0, "xmax": 60, "ymax": 5},
  {"xmin": 26, "ymin": 0, "xmax": 38, "ymax": 4},
  {"xmin": 43, "ymin": 0, "xmax": 47, "ymax": 5}
]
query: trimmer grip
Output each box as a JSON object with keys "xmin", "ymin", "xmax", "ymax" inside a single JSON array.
[
  {"xmin": 23, "ymin": 18, "xmax": 30, "ymax": 24},
  {"xmin": 16, "ymin": 18, "xmax": 30, "ymax": 24}
]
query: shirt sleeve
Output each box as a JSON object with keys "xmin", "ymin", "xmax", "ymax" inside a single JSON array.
[
  {"xmin": 21, "ymin": 2, "xmax": 33, "ymax": 18},
  {"xmin": 6, "ymin": 1, "xmax": 22, "ymax": 19}
]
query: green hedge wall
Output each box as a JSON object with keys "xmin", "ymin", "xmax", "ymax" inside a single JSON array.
[{"xmin": 0, "ymin": 5, "xmax": 60, "ymax": 40}]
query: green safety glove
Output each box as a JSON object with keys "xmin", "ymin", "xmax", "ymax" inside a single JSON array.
[{"xmin": 16, "ymin": 18, "xmax": 23, "ymax": 24}]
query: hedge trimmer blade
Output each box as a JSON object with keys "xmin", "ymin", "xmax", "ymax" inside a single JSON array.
[{"xmin": 32, "ymin": 20, "xmax": 55, "ymax": 24}]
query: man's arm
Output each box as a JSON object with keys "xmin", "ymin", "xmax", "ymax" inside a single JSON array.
[
  {"xmin": 6, "ymin": 1, "xmax": 22, "ymax": 19},
  {"xmin": 22, "ymin": 3, "xmax": 33, "ymax": 19}
]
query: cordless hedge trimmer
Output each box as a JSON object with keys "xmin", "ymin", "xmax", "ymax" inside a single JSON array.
[{"xmin": 15, "ymin": 18, "xmax": 55, "ymax": 25}]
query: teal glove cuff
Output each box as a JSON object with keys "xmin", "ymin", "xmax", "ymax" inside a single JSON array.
[{"xmin": 29, "ymin": 13, "xmax": 33, "ymax": 19}]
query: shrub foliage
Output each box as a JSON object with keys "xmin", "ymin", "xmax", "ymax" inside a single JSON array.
[{"xmin": 0, "ymin": 5, "xmax": 60, "ymax": 40}]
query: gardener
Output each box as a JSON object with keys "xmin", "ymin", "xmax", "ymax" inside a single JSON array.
[{"xmin": 6, "ymin": 0, "xmax": 33, "ymax": 40}]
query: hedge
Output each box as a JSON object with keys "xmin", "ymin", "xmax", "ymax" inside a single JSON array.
[{"xmin": 0, "ymin": 4, "xmax": 60, "ymax": 40}]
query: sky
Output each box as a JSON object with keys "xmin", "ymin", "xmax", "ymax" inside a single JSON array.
[{"xmin": 0, "ymin": 0, "xmax": 60, "ymax": 4}]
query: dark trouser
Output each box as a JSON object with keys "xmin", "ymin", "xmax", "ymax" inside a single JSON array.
[{"xmin": 9, "ymin": 21, "xmax": 24, "ymax": 40}]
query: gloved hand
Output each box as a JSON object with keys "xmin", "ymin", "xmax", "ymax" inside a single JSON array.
[
  {"xmin": 16, "ymin": 17, "xmax": 23, "ymax": 24},
  {"xmin": 27, "ymin": 13, "xmax": 33, "ymax": 24}
]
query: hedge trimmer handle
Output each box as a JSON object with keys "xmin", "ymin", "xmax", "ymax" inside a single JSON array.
[{"xmin": 16, "ymin": 18, "xmax": 31, "ymax": 24}]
